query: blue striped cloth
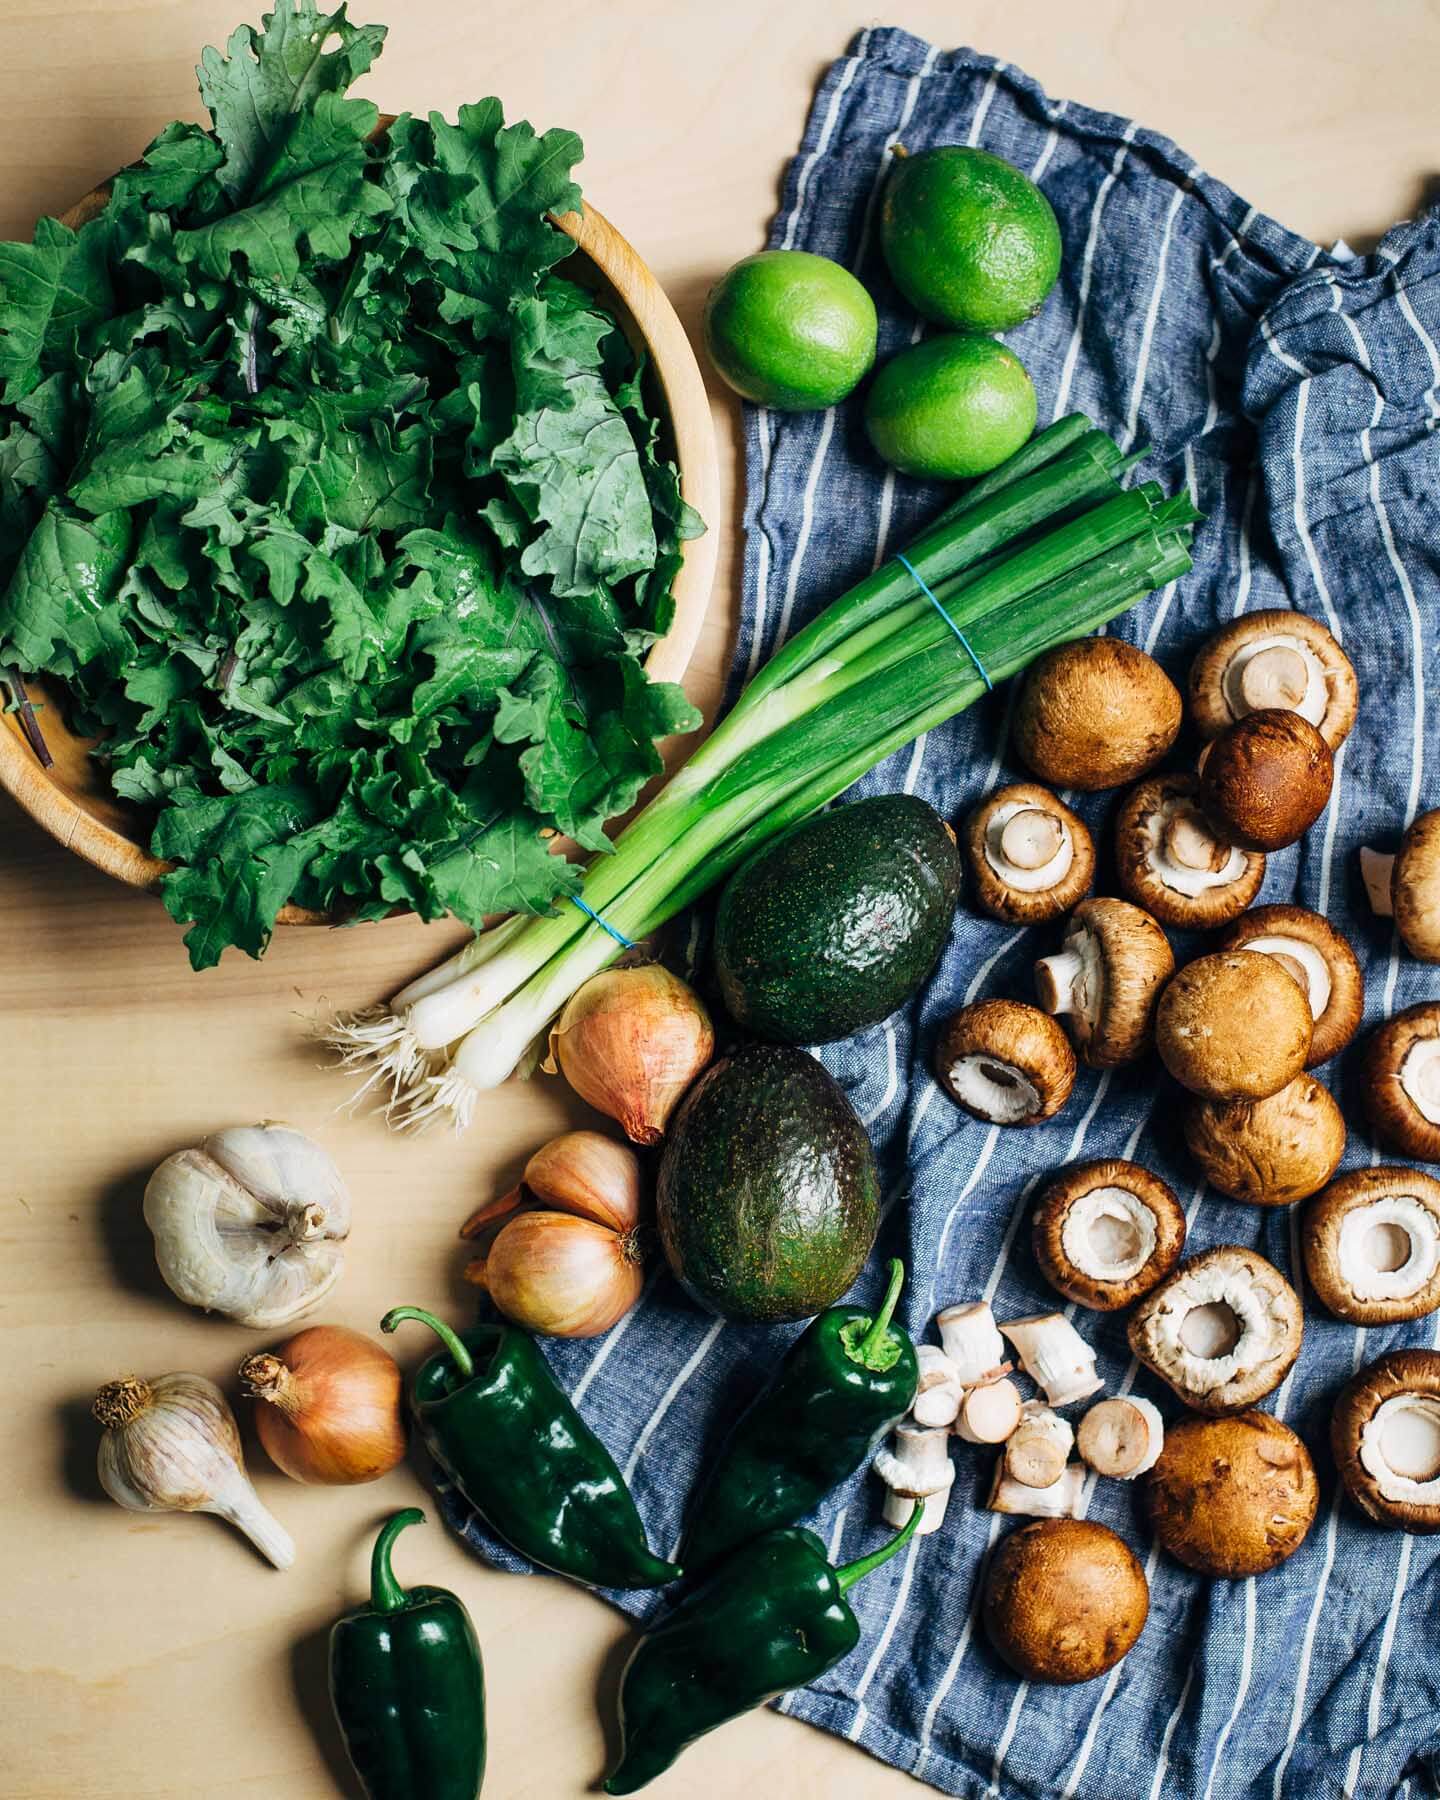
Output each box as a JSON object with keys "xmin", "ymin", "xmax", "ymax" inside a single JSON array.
[{"xmin": 444, "ymin": 29, "xmax": 1440, "ymax": 1798}]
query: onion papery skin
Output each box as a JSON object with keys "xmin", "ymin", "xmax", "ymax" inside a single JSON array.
[
  {"xmin": 480, "ymin": 1211, "xmax": 646, "ymax": 1338},
  {"xmin": 243, "ymin": 1326, "xmax": 406, "ymax": 1486}
]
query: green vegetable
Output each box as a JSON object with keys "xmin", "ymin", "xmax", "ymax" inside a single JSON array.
[
  {"xmin": 864, "ymin": 332, "xmax": 1038, "ymax": 479},
  {"xmin": 0, "ymin": 3, "xmax": 702, "ymax": 968},
  {"xmin": 713, "ymin": 792, "xmax": 962, "ymax": 1043},
  {"xmin": 682, "ymin": 1258, "xmax": 919, "ymax": 1570},
  {"xmin": 328, "ymin": 1508, "xmax": 487, "ymax": 1800},
  {"xmin": 702, "ymin": 249, "xmax": 877, "ymax": 410},
  {"xmin": 655, "ymin": 1044, "xmax": 881, "ymax": 1323}
]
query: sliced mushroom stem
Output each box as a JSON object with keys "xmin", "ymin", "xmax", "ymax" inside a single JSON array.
[
  {"xmin": 1004, "ymin": 1403, "xmax": 1075, "ymax": 1489},
  {"xmin": 1361, "ymin": 848, "xmax": 1396, "ymax": 917},
  {"xmin": 1035, "ymin": 950, "xmax": 1083, "ymax": 1015},
  {"xmin": 1077, "ymin": 1396, "xmax": 1164, "ymax": 1479},
  {"xmin": 953, "ymin": 1377, "xmax": 1023, "ymax": 1444},
  {"xmin": 987, "ymin": 1461, "xmax": 1084, "ymax": 1518},
  {"xmin": 936, "ymin": 1301, "xmax": 1007, "ymax": 1386},
  {"xmin": 874, "ymin": 1422, "xmax": 956, "ymax": 1537},
  {"xmin": 1000, "ymin": 1313, "xmax": 1103, "ymax": 1407},
  {"xmin": 912, "ymin": 1345, "xmax": 964, "ymax": 1428},
  {"xmin": 1000, "ymin": 808, "xmax": 1065, "ymax": 871}
]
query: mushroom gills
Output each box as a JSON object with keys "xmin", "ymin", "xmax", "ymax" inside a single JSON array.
[
  {"xmin": 1338, "ymin": 1196, "xmax": 1440, "ymax": 1302},
  {"xmin": 1160, "ymin": 1265, "xmax": 1280, "ymax": 1395},
  {"xmin": 1035, "ymin": 927, "xmax": 1104, "ymax": 1025},
  {"xmin": 1223, "ymin": 633, "xmax": 1329, "ymax": 727},
  {"xmin": 985, "ymin": 800, "xmax": 1074, "ymax": 893},
  {"xmin": 1401, "ymin": 1040, "xmax": 1440, "ymax": 1125},
  {"xmin": 1239, "ymin": 935, "xmax": 1332, "ymax": 1018},
  {"xmin": 944, "ymin": 1055, "xmax": 1043, "ymax": 1124},
  {"xmin": 1060, "ymin": 1186, "xmax": 1159, "ymax": 1284},
  {"xmin": 1144, "ymin": 798, "xmax": 1248, "ymax": 897},
  {"xmin": 1360, "ymin": 1394, "xmax": 1440, "ymax": 1504}
]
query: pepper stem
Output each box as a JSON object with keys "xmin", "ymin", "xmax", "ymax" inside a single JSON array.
[
  {"xmin": 370, "ymin": 1507, "xmax": 425, "ymax": 1613},
  {"xmin": 834, "ymin": 1500, "xmax": 922, "ymax": 1593},
  {"xmin": 857, "ymin": 1259, "xmax": 905, "ymax": 1366},
  {"xmin": 380, "ymin": 1305, "xmax": 474, "ymax": 1379}
]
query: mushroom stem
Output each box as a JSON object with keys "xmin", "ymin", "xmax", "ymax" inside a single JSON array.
[
  {"xmin": 1077, "ymin": 1396, "xmax": 1164, "ymax": 1479},
  {"xmin": 1000, "ymin": 808, "xmax": 1065, "ymax": 871},
  {"xmin": 1035, "ymin": 950, "xmax": 1083, "ymax": 1015},
  {"xmin": 1238, "ymin": 643, "xmax": 1311, "ymax": 712},
  {"xmin": 987, "ymin": 1462, "xmax": 1084, "ymax": 1518},
  {"xmin": 1162, "ymin": 808, "xmax": 1228, "ymax": 874},
  {"xmin": 1361, "ymin": 848, "xmax": 1396, "ymax": 917},
  {"xmin": 936, "ymin": 1301, "xmax": 1008, "ymax": 1386},
  {"xmin": 1000, "ymin": 1313, "xmax": 1103, "ymax": 1406},
  {"xmin": 874, "ymin": 1423, "xmax": 956, "ymax": 1537},
  {"xmin": 912, "ymin": 1345, "xmax": 964, "ymax": 1428},
  {"xmin": 953, "ymin": 1377, "xmax": 1023, "ymax": 1445},
  {"xmin": 1004, "ymin": 1403, "xmax": 1076, "ymax": 1489}
]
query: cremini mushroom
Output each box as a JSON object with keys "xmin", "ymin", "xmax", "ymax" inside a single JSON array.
[
  {"xmin": 963, "ymin": 783, "xmax": 1096, "ymax": 923},
  {"xmin": 936, "ymin": 1301, "xmax": 1009, "ymax": 1386},
  {"xmin": 1013, "ymin": 639, "xmax": 1181, "ymax": 792},
  {"xmin": 1182, "ymin": 1075, "xmax": 1346, "ymax": 1207},
  {"xmin": 1196, "ymin": 709, "xmax": 1334, "ymax": 852},
  {"xmin": 1127, "ymin": 1245, "xmax": 1303, "ymax": 1414},
  {"xmin": 934, "ymin": 1000, "xmax": 1076, "ymax": 1125},
  {"xmin": 1188, "ymin": 609, "xmax": 1357, "ymax": 750},
  {"xmin": 874, "ymin": 1422, "xmax": 955, "ymax": 1536},
  {"xmin": 1155, "ymin": 951, "xmax": 1312, "ymax": 1101},
  {"xmin": 1218, "ymin": 904, "xmax": 1364, "ymax": 1066},
  {"xmin": 981, "ymin": 1518, "xmax": 1149, "ymax": 1682},
  {"xmin": 1142, "ymin": 1411, "xmax": 1318, "ymax": 1576},
  {"xmin": 1114, "ymin": 774, "xmax": 1264, "ymax": 930},
  {"xmin": 1361, "ymin": 810, "xmax": 1440, "ymax": 962},
  {"xmin": 912, "ymin": 1345, "xmax": 966, "ymax": 1428},
  {"xmin": 1031, "ymin": 1159, "xmax": 1186, "ymax": 1311},
  {"xmin": 1003, "ymin": 1402, "xmax": 1075, "ymax": 1489},
  {"xmin": 1076, "ymin": 1396, "xmax": 1164, "ymax": 1480},
  {"xmin": 954, "ymin": 1378, "xmax": 1024, "ymax": 1445},
  {"xmin": 986, "ymin": 1462, "xmax": 1085, "ymax": 1519},
  {"xmin": 1034, "ymin": 897, "xmax": 1175, "ymax": 1068},
  {"xmin": 1363, "ymin": 1003, "xmax": 1440, "ymax": 1162},
  {"xmin": 1332, "ymin": 1349, "xmax": 1440, "ymax": 1533},
  {"xmin": 1304, "ymin": 1168, "xmax": 1440, "ymax": 1325},
  {"xmin": 1000, "ymin": 1312, "xmax": 1103, "ymax": 1407}
]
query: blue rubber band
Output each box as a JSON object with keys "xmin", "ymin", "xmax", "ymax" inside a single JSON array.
[
  {"xmin": 895, "ymin": 551, "xmax": 994, "ymax": 691},
  {"xmin": 571, "ymin": 895, "xmax": 637, "ymax": 948}
]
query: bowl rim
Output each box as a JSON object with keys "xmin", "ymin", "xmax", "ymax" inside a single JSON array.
[{"xmin": 0, "ymin": 144, "xmax": 720, "ymax": 923}]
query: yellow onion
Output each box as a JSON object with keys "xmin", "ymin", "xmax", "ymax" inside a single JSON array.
[
  {"xmin": 240, "ymin": 1325, "xmax": 406, "ymax": 1485},
  {"xmin": 547, "ymin": 964, "xmax": 714, "ymax": 1145}
]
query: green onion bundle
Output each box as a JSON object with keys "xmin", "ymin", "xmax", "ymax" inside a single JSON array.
[{"xmin": 325, "ymin": 415, "xmax": 1198, "ymax": 1128}]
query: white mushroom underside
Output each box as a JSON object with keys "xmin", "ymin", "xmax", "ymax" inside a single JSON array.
[
  {"xmin": 984, "ymin": 799, "xmax": 1074, "ymax": 892},
  {"xmin": 1401, "ymin": 1040, "xmax": 1440, "ymax": 1125},
  {"xmin": 1240, "ymin": 935, "xmax": 1332, "ymax": 1018},
  {"xmin": 1222, "ymin": 633, "xmax": 1329, "ymax": 727},
  {"xmin": 1060, "ymin": 1186, "xmax": 1159, "ymax": 1283},
  {"xmin": 1337, "ymin": 1195, "xmax": 1440, "ymax": 1301},
  {"xmin": 1360, "ymin": 1394, "xmax": 1440, "ymax": 1504},
  {"xmin": 946, "ymin": 1055, "xmax": 1042, "ymax": 1123},
  {"xmin": 1143, "ymin": 798, "xmax": 1248, "ymax": 896},
  {"xmin": 1154, "ymin": 1264, "xmax": 1283, "ymax": 1393}
]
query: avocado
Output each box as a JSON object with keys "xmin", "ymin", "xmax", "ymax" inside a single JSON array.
[
  {"xmin": 714, "ymin": 793, "xmax": 962, "ymax": 1044},
  {"xmin": 656, "ymin": 1044, "xmax": 879, "ymax": 1324}
]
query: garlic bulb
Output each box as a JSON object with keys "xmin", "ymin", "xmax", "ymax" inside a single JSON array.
[
  {"xmin": 93, "ymin": 1372, "xmax": 294, "ymax": 1568},
  {"xmin": 143, "ymin": 1123, "xmax": 351, "ymax": 1327}
]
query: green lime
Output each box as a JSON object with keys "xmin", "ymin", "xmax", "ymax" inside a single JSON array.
[
  {"xmin": 864, "ymin": 334, "xmax": 1037, "ymax": 480},
  {"xmin": 703, "ymin": 250, "xmax": 878, "ymax": 411},
  {"xmin": 881, "ymin": 146, "xmax": 1062, "ymax": 332}
]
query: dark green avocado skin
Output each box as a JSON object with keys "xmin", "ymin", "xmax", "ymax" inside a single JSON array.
[
  {"xmin": 656, "ymin": 1045, "xmax": 880, "ymax": 1324},
  {"xmin": 714, "ymin": 793, "xmax": 962, "ymax": 1044}
]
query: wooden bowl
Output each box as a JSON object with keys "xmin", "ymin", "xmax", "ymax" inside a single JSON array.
[{"xmin": 0, "ymin": 149, "xmax": 720, "ymax": 922}]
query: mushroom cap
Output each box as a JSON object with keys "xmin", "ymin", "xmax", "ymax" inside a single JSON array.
[
  {"xmin": 1332, "ymin": 1348, "xmax": 1440, "ymax": 1533},
  {"xmin": 963, "ymin": 782, "xmax": 1096, "ymax": 924},
  {"xmin": 1393, "ymin": 810, "xmax": 1440, "ymax": 963},
  {"xmin": 1188, "ymin": 608, "xmax": 1358, "ymax": 751},
  {"xmin": 981, "ymin": 1518, "xmax": 1149, "ymax": 1683},
  {"xmin": 1013, "ymin": 639, "xmax": 1182, "ymax": 793},
  {"xmin": 1127, "ymin": 1243, "xmax": 1304, "ymax": 1413},
  {"xmin": 934, "ymin": 999, "xmax": 1077, "ymax": 1126},
  {"xmin": 1143, "ymin": 1411, "xmax": 1319, "ymax": 1576},
  {"xmin": 1031, "ymin": 1158, "xmax": 1186, "ymax": 1310},
  {"xmin": 1114, "ymin": 774, "xmax": 1264, "ymax": 930},
  {"xmin": 1217, "ymin": 904, "xmax": 1364, "ymax": 1066},
  {"xmin": 1036, "ymin": 897, "xmax": 1175, "ymax": 1068},
  {"xmin": 1197, "ymin": 709, "xmax": 1334, "ymax": 852},
  {"xmin": 1156, "ymin": 952, "xmax": 1313, "ymax": 1100},
  {"xmin": 1304, "ymin": 1168, "xmax": 1440, "ymax": 1325},
  {"xmin": 1363, "ymin": 1003, "xmax": 1440, "ymax": 1162},
  {"xmin": 1182, "ymin": 1075, "xmax": 1346, "ymax": 1206}
]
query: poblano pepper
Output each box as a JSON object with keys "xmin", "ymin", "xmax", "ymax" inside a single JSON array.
[
  {"xmin": 681, "ymin": 1258, "xmax": 918, "ymax": 1569},
  {"xmin": 382, "ymin": 1306, "xmax": 681, "ymax": 1590},
  {"xmin": 328, "ymin": 1508, "xmax": 486, "ymax": 1800},
  {"xmin": 605, "ymin": 1501, "xmax": 922, "ymax": 1794}
]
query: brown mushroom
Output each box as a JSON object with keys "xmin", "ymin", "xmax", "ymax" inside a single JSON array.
[
  {"xmin": 1304, "ymin": 1168, "xmax": 1440, "ymax": 1325},
  {"xmin": 1034, "ymin": 898, "xmax": 1175, "ymax": 1068},
  {"xmin": 1155, "ymin": 951, "xmax": 1312, "ymax": 1101},
  {"xmin": 1196, "ymin": 709, "xmax": 1334, "ymax": 852},
  {"xmin": 963, "ymin": 783, "xmax": 1095, "ymax": 923},
  {"xmin": 1031, "ymin": 1159, "xmax": 1186, "ymax": 1310},
  {"xmin": 1332, "ymin": 1349, "xmax": 1440, "ymax": 1533},
  {"xmin": 1142, "ymin": 1411, "xmax": 1319, "ymax": 1576},
  {"xmin": 1218, "ymin": 905, "xmax": 1364, "ymax": 1066},
  {"xmin": 1013, "ymin": 639, "xmax": 1181, "ymax": 792},
  {"xmin": 1114, "ymin": 774, "xmax": 1264, "ymax": 930},
  {"xmin": 1361, "ymin": 810, "xmax": 1440, "ymax": 962},
  {"xmin": 981, "ymin": 1518, "xmax": 1149, "ymax": 1683},
  {"xmin": 1182, "ymin": 1075, "xmax": 1346, "ymax": 1206},
  {"xmin": 1188, "ymin": 609, "xmax": 1358, "ymax": 750},
  {"xmin": 1363, "ymin": 1003, "xmax": 1440, "ymax": 1162},
  {"xmin": 934, "ymin": 1000, "xmax": 1076, "ymax": 1125},
  {"xmin": 1127, "ymin": 1244, "xmax": 1303, "ymax": 1413}
]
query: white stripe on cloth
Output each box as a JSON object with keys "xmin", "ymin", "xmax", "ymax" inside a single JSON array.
[
  {"xmin": 778, "ymin": 30, "xmax": 873, "ymax": 253},
  {"xmin": 1232, "ymin": 469, "xmax": 1258, "ymax": 616},
  {"xmin": 1262, "ymin": 321, "xmax": 1344, "ymax": 639},
  {"xmin": 1149, "ymin": 1663, "xmax": 1198, "ymax": 1800},
  {"xmin": 1201, "ymin": 1576, "xmax": 1259, "ymax": 1800},
  {"xmin": 1060, "ymin": 1540, "xmax": 1164, "ymax": 1797},
  {"xmin": 1210, "ymin": 203, "xmax": 1259, "ymax": 276},
  {"xmin": 1028, "ymin": 99, "xmax": 1068, "ymax": 185},
  {"xmin": 1345, "ymin": 1533, "xmax": 1416, "ymax": 1797},
  {"xmin": 569, "ymin": 1266, "xmax": 662, "ymax": 1406},
  {"xmin": 1122, "ymin": 176, "xmax": 1192, "ymax": 452},
  {"xmin": 911, "ymin": 1514, "xmax": 1004, "ymax": 1778},
  {"xmin": 622, "ymin": 1319, "xmax": 725, "ymax": 1482},
  {"xmin": 1053, "ymin": 124, "xmax": 1136, "ymax": 421},
  {"xmin": 845, "ymin": 1530, "xmax": 923, "ymax": 1741}
]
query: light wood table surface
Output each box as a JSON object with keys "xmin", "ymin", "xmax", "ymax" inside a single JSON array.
[{"xmin": 3, "ymin": 3, "xmax": 1437, "ymax": 1795}]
